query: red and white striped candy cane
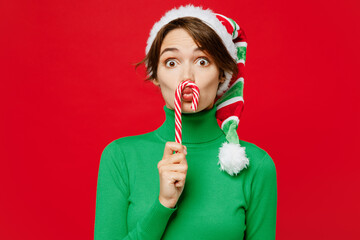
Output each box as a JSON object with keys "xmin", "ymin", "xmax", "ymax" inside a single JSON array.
[{"xmin": 174, "ymin": 80, "xmax": 200, "ymax": 144}]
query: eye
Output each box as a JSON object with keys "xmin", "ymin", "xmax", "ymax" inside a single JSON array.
[
  {"xmin": 196, "ymin": 57, "xmax": 210, "ymax": 66},
  {"xmin": 165, "ymin": 59, "xmax": 178, "ymax": 68}
]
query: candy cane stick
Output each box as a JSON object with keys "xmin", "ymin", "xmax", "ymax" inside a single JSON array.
[{"xmin": 174, "ymin": 80, "xmax": 200, "ymax": 144}]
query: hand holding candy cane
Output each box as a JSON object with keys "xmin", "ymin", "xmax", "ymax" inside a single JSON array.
[{"xmin": 157, "ymin": 80, "xmax": 200, "ymax": 209}]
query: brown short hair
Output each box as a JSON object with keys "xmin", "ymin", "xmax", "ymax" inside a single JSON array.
[{"xmin": 137, "ymin": 17, "xmax": 238, "ymax": 82}]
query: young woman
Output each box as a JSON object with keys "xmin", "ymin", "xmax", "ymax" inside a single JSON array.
[{"xmin": 95, "ymin": 5, "xmax": 277, "ymax": 240}]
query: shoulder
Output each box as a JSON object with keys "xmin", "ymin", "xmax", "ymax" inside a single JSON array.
[
  {"xmin": 101, "ymin": 131, "xmax": 158, "ymax": 158},
  {"xmin": 239, "ymin": 139, "xmax": 276, "ymax": 175},
  {"xmin": 103, "ymin": 132, "xmax": 155, "ymax": 150}
]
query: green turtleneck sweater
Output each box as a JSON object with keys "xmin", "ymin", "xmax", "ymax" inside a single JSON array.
[{"xmin": 94, "ymin": 105, "xmax": 277, "ymax": 240}]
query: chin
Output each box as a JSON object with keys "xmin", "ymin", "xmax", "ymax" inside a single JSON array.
[
  {"xmin": 179, "ymin": 102, "xmax": 191, "ymax": 112},
  {"xmin": 181, "ymin": 106, "xmax": 195, "ymax": 113},
  {"xmin": 181, "ymin": 102, "xmax": 205, "ymax": 113},
  {"xmin": 170, "ymin": 101, "xmax": 212, "ymax": 113}
]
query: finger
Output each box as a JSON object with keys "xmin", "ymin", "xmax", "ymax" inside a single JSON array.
[
  {"xmin": 167, "ymin": 152, "xmax": 187, "ymax": 165},
  {"xmin": 163, "ymin": 142, "xmax": 187, "ymax": 158},
  {"xmin": 160, "ymin": 163, "xmax": 188, "ymax": 174},
  {"xmin": 167, "ymin": 172, "xmax": 186, "ymax": 184},
  {"xmin": 175, "ymin": 178, "xmax": 186, "ymax": 188},
  {"xmin": 158, "ymin": 152, "xmax": 187, "ymax": 169}
]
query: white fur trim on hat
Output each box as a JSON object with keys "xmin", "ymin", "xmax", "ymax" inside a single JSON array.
[{"xmin": 145, "ymin": 5, "xmax": 237, "ymax": 58}]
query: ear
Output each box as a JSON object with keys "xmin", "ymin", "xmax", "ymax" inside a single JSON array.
[
  {"xmin": 219, "ymin": 75, "xmax": 226, "ymax": 83},
  {"xmin": 219, "ymin": 70, "xmax": 226, "ymax": 83},
  {"xmin": 152, "ymin": 78, "xmax": 160, "ymax": 87}
]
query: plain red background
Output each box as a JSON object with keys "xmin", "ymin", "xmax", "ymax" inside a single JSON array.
[{"xmin": 1, "ymin": 0, "xmax": 359, "ymax": 239}]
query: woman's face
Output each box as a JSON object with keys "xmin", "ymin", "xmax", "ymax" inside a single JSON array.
[{"xmin": 153, "ymin": 28, "xmax": 223, "ymax": 113}]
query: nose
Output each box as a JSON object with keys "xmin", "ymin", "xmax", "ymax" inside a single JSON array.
[{"xmin": 182, "ymin": 62, "xmax": 195, "ymax": 82}]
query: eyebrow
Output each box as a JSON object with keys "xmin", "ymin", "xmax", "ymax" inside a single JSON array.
[
  {"xmin": 160, "ymin": 47, "xmax": 205, "ymax": 56},
  {"xmin": 160, "ymin": 48, "xmax": 178, "ymax": 56}
]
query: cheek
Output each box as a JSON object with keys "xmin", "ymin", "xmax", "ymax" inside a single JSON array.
[
  {"xmin": 198, "ymin": 68, "xmax": 220, "ymax": 91},
  {"xmin": 157, "ymin": 68, "xmax": 174, "ymax": 88},
  {"xmin": 156, "ymin": 68, "xmax": 179, "ymax": 101}
]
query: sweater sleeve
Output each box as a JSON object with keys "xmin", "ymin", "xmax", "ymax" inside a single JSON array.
[
  {"xmin": 244, "ymin": 153, "xmax": 278, "ymax": 240},
  {"xmin": 94, "ymin": 142, "xmax": 177, "ymax": 240}
]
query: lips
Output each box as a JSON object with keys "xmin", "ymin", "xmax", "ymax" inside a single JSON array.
[{"xmin": 181, "ymin": 87, "xmax": 193, "ymax": 101}]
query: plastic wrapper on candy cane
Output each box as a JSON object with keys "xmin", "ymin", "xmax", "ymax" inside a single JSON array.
[{"xmin": 174, "ymin": 80, "xmax": 200, "ymax": 144}]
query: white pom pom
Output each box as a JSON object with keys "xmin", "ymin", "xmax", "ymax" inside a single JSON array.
[{"xmin": 218, "ymin": 142, "xmax": 249, "ymax": 176}]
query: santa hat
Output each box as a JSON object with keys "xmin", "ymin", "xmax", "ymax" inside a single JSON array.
[{"xmin": 146, "ymin": 5, "xmax": 250, "ymax": 176}]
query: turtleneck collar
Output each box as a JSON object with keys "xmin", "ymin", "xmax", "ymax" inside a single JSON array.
[{"xmin": 154, "ymin": 105, "xmax": 224, "ymax": 144}]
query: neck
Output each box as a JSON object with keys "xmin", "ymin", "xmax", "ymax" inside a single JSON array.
[{"xmin": 155, "ymin": 105, "xmax": 224, "ymax": 144}]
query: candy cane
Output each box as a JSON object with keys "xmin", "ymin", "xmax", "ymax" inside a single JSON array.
[{"xmin": 174, "ymin": 80, "xmax": 200, "ymax": 144}]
